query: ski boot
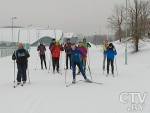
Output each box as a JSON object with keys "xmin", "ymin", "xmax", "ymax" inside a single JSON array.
[
  {"xmin": 53, "ymin": 70, "xmax": 55, "ymax": 74},
  {"xmin": 85, "ymin": 78, "xmax": 91, "ymax": 83},
  {"xmin": 72, "ymin": 79, "xmax": 76, "ymax": 84},
  {"xmin": 76, "ymin": 72, "xmax": 80, "ymax": 75},
  {"xmin": 17, "ymin": 81, "xmax": 21, "ymax": 85},
  {"xmin": 112, "ymin": 72, "xmax": 114, "ymax": 77},
  {"xmin": 23, "ymin": 81, "xmax": 26, "ymax": 84}
]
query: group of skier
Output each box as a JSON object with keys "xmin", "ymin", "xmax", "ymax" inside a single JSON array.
[{"xmin": 12, "ymin": 38, "xmax": 117, "ymax": 85}]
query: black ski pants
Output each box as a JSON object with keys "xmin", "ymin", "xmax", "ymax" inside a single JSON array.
[
  {"xmin": 40, "ymin": 54, "xmax": 47, "ymax": 68},
  {"xmin": 107, "ymin": 59, "xmax": 114, "ymax": 74},
  {"xmin": 52, "ymin": 57, "xmax": 59, "ymax": 71}
]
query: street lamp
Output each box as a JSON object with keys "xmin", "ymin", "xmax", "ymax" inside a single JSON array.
[
  {"xmin": 28, "ymin": 24, "xmax": 32, "ymax": 52},
  {"xmin": 108, "ymin": 18, "xmax": 114, "ymax": 41},
  {"xmin": 12, "ymin": 17, "xmax": 17, "ymax": 42},
  {"xmin": 125, "ymin": 0, "xmax": 128, "ymax": 65}
]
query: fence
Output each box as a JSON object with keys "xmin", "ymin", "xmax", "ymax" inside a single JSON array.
[{"xmin": 0, "ymin": 41, "xmax": 30, "ymax": 58}]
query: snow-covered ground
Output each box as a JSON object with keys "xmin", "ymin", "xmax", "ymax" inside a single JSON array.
[{"xmin": 0, "ymin": 40, "xmax": 150, "ymax": 113}]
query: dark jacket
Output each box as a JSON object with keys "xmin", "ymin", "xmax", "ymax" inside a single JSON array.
[
  {"xmin": 64, "ymin": 42, "xmax": 72, "ymax": 54},
  {"xmin": 49, "ymin": 42, "xmax": 55, "ymax": 49},
  {"xmin": 12, "ymin": 49, "xmax": 30, "ymax": 64},
  {"xmin": 37, "ymin": 44, "xmax": 46, "ymax": 55}
]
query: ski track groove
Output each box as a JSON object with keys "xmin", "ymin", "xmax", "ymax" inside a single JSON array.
[{"xmin": 19, "ymin": 92, "xmax": 47, "ymax": 113}]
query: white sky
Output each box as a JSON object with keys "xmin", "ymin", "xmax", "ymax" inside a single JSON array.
[{"xmin": 0, "ymin": 0, "xmax": 129, "ymax": 36}]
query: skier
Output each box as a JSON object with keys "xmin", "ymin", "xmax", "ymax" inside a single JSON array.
[
  {"xmin": 104, "ymin": 43, "xmax": 117, "ymax": 77},
  {"xmin": 81, "ymin": 38, "xmax": 91, "ymax": 49},
  {"xmin": 102, "ymin": 40, "xmax": 109, "ymax": 71},
  {"xmin": 49, "ymin": 38, "xmax": 56, "ymax": 52},
  {"xmin": 12, "ymin": 43, "xmax": 30, "ymax": 84},
  {"xmin": 64, "ymin": 39, "xmax": 72, "ymax": 69},
  {"xmin": 77, "ymin": 41, "xmax": 87, "ymax": 75},
  {"xmin": 81, "ymin": 38, "xmax": 91, "ymax": 70},
  {"xmin": 50, "ymin": 40, "xmax": 64, "ymax": 73},
  {"xmin": 37, "ymin": 41, "xmax": 47, "ymax": 69},
  {"xmin": 68, "ymin": 43, "xmax": 91, "ymax": 84}
]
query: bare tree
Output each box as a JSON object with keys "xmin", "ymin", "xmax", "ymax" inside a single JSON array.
[
  {"xmin": 128, "ymin": 0, "xmax": 150, "ymax": 52},
  {"xmin": 108, "ymin": 4, "xmax": 125, "ymax": 42}
]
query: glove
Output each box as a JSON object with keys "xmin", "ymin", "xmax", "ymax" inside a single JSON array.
[
  {"xmin": 12, "ymin": 56, "xmax": 16, "ymax": 60},
  {"xmin": 113, "ymin": 48, "xmax": 116, "ymax": 51},
  {"xmin": 82, "ymin": 54, "xmax": 87, "ymax": 58},
  {"xmin": 25, "ymin": 52, "xmax": 30, "ymax": 58}
]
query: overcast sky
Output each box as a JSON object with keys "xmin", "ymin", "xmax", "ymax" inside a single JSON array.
[{"xmin": 0, "ymin": 0, "xmax": 127, "ymax": 35}]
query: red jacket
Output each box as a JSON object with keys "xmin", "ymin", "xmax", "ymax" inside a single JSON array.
[
  {"xmin": 50, "ymin": 44, "xmax": 64, "ymax": 58},
  {"xmin": 78, "ymin": 46, "xmax": 87, "ymax": 59}
]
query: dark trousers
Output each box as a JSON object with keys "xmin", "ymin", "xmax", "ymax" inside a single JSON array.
[
  {"xmin": 40, "ymin": 54, "xmax": 47, "ymax": 68},
  {"xmin": 17, "ymin": 63, "xmax": 27, "ymax": 82},
  {"xmin": 78, "ymin": 58, "xmax": 86, "ymax": 72},
  {"xmin": 66, "ymin": 54, "xmax": 71, "ymax": 68},
  {"xmin": 107, "ymin": 59, "xmax": 114, "ymax": 74},
  {"xmin": 52, "ymin": 57, "xmax": 59, "ymax": 71},
  {"xmin": 71, "ymin": 61, "xmax": 87, "ymax": 79}
]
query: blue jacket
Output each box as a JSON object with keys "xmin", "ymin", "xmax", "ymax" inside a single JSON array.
[
  {"xmin": 104, "ymin": 46, "xmax": 117, "ymax": 60},
  {"xmin": 68, "ymin": 48, "xmax": 85, "ymax": 62},
  {"xmin": 12, "ymin": 48, "xmax": 30, "ymax": 64}
]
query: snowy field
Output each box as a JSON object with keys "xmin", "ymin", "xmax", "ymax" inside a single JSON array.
[{"xmin": 0, "ymin": 40, "xmax": 150, "ymax": 113}]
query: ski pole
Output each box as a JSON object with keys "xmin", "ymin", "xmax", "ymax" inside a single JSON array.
[
  {"xmin": 35, "ymin": 53, "xmax": 39, "ymax": 70},
  {"xmin": 115, "ymin": 57, "xmax": 118, "ymax": 75},
  {"xmin": 86, "ymin": 58, "xmax": 93, "ymax": 81},
  {"xmin": 48, "ymin": 52, "xmax": 51, "ymax": 73},
  {"xmin": 87, "ymin": 48, "xmax": 91, "ymax": 67},
  {"xmin": 65, "ymin": 67, "xmax": 67, "ymax": 84},
  {"xmin": 65, "ymin": 56, "xmax": 68, "ymax": 84},
  {"xmin": 14, "ymin": 60, "xmax": 16, "ymax": 83},
  {"xmin": 45, "ymin": 52, "xmax": 50, "ymax": 63},
  {"xmin": 60, "ymin": 51, "xmax": 63, "ymax": 74},
  {"xmin": 27, "ymin": 64, "xmax": 30, "ymax": 84}
]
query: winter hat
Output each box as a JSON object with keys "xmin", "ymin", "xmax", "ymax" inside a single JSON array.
[
  {"xmin": 109, "ymin": 43, "xmax": 113, "ymax": 47},
  {"xmin": 56, "ymin": 40, "xmax": 60, "ymax": 43},
  {"xmin": 105, "ymin": 40, "xmax": 108, "ymax": 44},
  {"xmin": 78, "ymin": 41, "xmax": 82, "ymax": 45},
  {"xmin": 52, "ymin": 38, "xmax": 56, "ymax": 41},
  {"xmin": 40, "ymin": 41, "xmax": 43, "ymax": 44}
]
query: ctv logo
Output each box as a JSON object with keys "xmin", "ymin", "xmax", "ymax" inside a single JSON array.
[{"xmin": 119, "ymin": 92, "xmax": 147, "ymax": 111}]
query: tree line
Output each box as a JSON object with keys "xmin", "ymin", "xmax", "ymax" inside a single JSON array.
[{"xmin": 108, "ymin": 0, "xmax": 150, "ymax": 52}]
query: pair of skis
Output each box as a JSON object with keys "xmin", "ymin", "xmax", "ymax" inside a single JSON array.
[
  {"xmin": 14, "ymin": 82, "xmax": 26, "ymax": 88},
  {"xmin": 66, "ymin": 80, "xmax": 103, "ymax": 87}
]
